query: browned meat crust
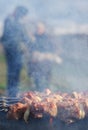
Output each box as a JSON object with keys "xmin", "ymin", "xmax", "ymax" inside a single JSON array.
[{"xmin": 7, "ymin": 90, "xmax": 88, "ymax": 124}]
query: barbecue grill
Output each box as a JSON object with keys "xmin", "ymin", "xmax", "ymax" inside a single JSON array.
[
  {"xmin": 0, "ymin": 111, "xmax": 88, "ymax": 130},
  {"xmin": 0, "ymin": 91, "xmax": 88, "ymax": 130}
]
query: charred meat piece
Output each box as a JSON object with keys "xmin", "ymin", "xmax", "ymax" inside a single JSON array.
[
  {"xmin": 6, "ymin": 90, "xmax": 88, "ymax": 124},
  {"xmin": 58, "ymin": 99, "xmax": 85, "ymax": 123},
  {"xmin": 7, "ymin": 103, "xmax": 28, "ymax": 120}
]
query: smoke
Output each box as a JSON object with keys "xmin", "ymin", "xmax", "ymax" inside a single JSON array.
[
  {"xmin": 0, "ymin": 0, "xmax": 88, "ymax": 22},
  {"xmin": 0, "ymin": 0, "xmax": 88, "ymax": 95}
]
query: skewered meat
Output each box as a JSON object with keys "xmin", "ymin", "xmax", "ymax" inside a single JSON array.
[
  {"xmin": 7, "ymin": 103, "xmax": 27, "ymax": 120},
  {"xmin": 7, "ymin": 90, "xmax": 88, "ymax": 124}
]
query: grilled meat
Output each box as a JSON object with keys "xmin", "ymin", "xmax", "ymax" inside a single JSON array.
[{"xmin": 7, "ymin": 90, "xmax": 88, "ymax": 124}]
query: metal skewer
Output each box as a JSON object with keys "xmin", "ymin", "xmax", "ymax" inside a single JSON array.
[{"xmin": 0, "ymin": 96, "xmax": 22, "ymax": 112}]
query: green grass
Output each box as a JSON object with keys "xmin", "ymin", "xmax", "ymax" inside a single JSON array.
[
  {"xmin": 0, "ymin": 53, "xmax": 76, "ymax": 94},
  {"xmin": 0, "ymin": 53, "xmax": 32, "ymax": 94},
  {"xmin": 0, "ymin": 58, "xmax": 6, "ymax": 90},
  {"xmin": 0, "ymin": 55, "xmax": 6, "ymax": 62}
]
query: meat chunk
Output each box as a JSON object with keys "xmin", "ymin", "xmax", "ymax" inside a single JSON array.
[
  {"xmin": 7, "ymin": 90, "xmax": 88, "ymax": 124},
  {"xmin": 7, "ymin": 103, "xmax": 27, "ymax": 120}
]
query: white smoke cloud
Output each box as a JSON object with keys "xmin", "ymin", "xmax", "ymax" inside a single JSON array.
[
  {"xmin": 0, "ymin": 0, "xmax": 88, "ymax": 23},
  {"xmin": 53, "ymin": 22, "xmax": 88, "ymax": 35},
  {"xmin": 0, "ymin": 21, "xmax": 3, "ymax": 37}
]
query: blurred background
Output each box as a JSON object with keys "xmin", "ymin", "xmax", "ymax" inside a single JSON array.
[{"xmin": 0, "ymin": 0, "xmax": 88, "ymax": 95}]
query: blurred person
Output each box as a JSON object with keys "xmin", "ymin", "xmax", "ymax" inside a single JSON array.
[
  {"xmin": 1, "ymin": 6, "xmax": 29, "ymax": 97},
  {"xmin": 28, "ymin": 22, "xmax": 62, "ymax": 91}
]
